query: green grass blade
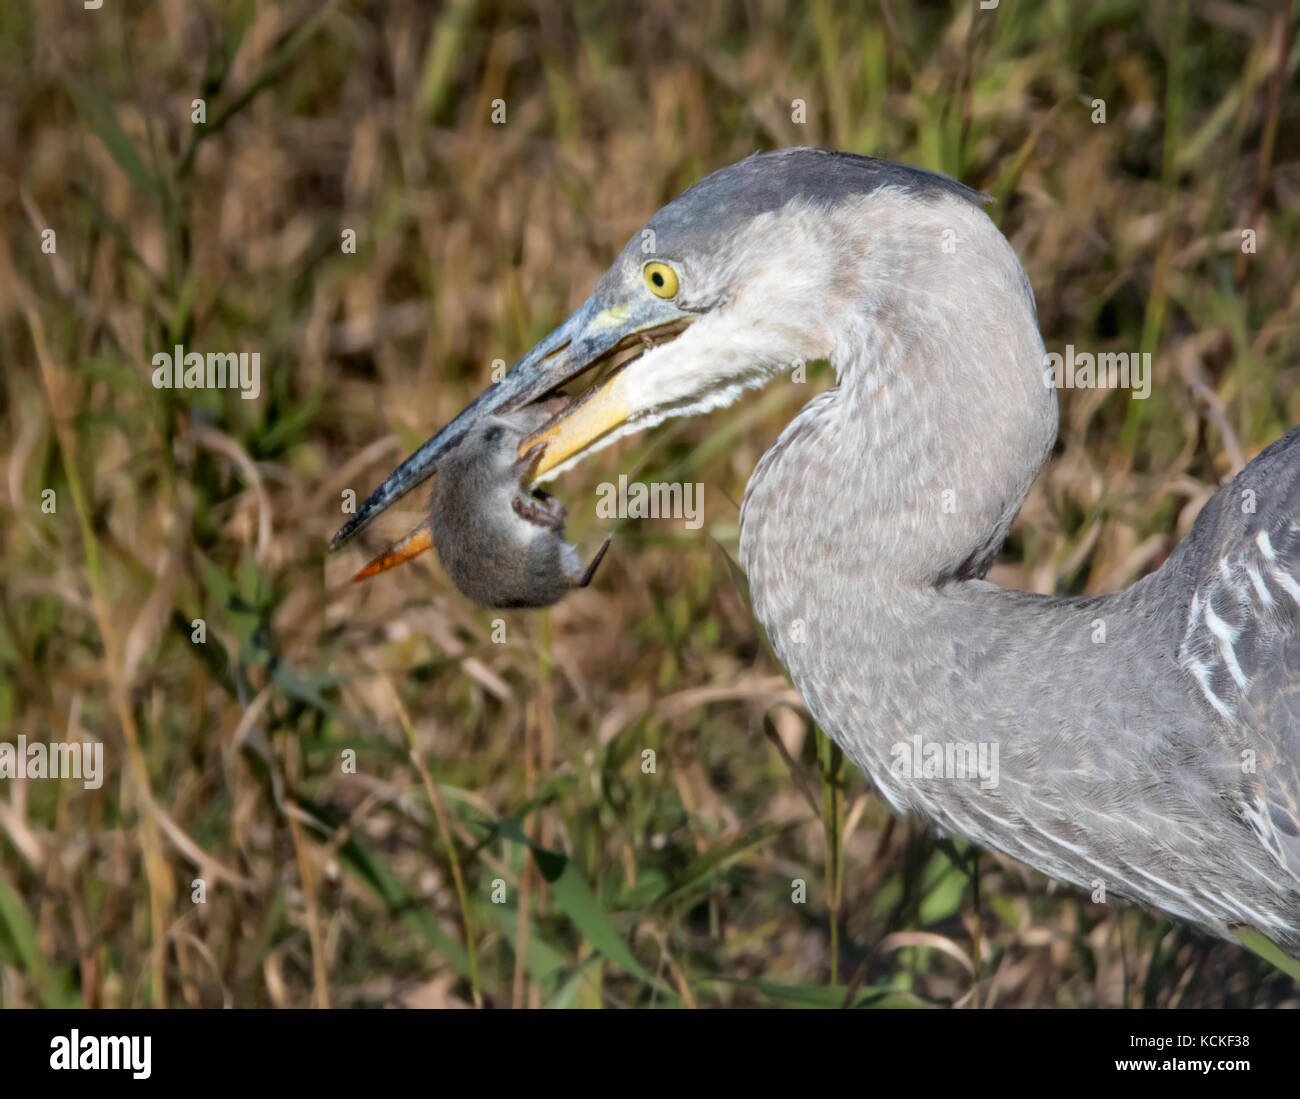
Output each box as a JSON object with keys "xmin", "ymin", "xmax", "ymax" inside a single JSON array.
[
  {"xmin": 1233, "ymin": 927, "xmax": 1300, "ymax": 982},
  {"xmin": 63, "ymin": 74, "xmax": 160, "ymax": 201},
  {"xmin": 488, "ymin": 818, "xmax": 672, "ymax": 996}
]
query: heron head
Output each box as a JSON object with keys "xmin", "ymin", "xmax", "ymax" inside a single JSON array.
[{"xmin": 332, "ymin": 148, "xmax": 988, "ymax": 564}]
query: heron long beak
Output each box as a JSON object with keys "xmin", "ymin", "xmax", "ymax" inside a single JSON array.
[{"xmin": 333, "ymin": 293, "xmax": 693, "ymax": 574}]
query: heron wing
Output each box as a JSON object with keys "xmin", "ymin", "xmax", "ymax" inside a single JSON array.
[{"xmin": 1177, "ymin": 427, "xmax": 1300, "ymax": 883}]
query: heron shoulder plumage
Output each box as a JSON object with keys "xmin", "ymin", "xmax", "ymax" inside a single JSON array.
[{"xmin": 1175, "ymin": 429, "xmax": 1300, "ymax": 883}]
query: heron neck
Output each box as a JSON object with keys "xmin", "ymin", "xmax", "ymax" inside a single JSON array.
[
  {"xmin": 737, "ymin": 212, "xmax": 1067, "ymax": 781},
  {"xmin": 740, "ymin": 200, "xmax": 1057, "ymax": 594}
]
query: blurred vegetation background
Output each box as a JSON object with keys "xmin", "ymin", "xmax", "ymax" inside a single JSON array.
[{"xmin": 1, "ymin": 0, "xmax": 1298, "ymax": 1008}]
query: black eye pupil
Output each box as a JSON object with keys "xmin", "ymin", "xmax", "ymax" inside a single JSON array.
[{"xmin": 652, "ymin": 273, "xmax": 663, "ymax": 286}]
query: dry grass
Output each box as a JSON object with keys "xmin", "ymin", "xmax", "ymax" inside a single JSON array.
[{"xmin": 1, "ymin": 0, "xmax": 1298, "ymax": 1008}]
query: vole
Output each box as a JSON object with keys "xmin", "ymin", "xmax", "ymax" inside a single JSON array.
[{"xmin": 429, "ymin": 406, "xmax": 610, "ymax": 609}]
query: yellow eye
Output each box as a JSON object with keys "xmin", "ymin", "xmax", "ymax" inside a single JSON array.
[{"xmin": 643, "ymin": 261, "xmax": 679, "ymax": 298}]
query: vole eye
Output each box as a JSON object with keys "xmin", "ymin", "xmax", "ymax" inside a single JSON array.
[
  {"xmin": 643, "ymin": 261, "xmax": 679, "ymax": 299},
  {"xmin": 484, "ymin": 425, "xmax": 505, "ymax": 446}
]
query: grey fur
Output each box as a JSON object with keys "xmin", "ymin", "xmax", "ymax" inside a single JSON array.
[{"xmin": 430, "ymin": 407, "xmax": 609, "ymax": 609}]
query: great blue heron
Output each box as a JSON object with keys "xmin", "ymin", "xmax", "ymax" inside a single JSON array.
[{"xmin": 332, "ymin": 148, "xmax": 1300, "ymax": 958}]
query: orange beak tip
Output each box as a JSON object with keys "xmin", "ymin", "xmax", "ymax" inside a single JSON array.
[{"xmin": 349, "ymin": 526, "xmax": 434, "ymax": 583}]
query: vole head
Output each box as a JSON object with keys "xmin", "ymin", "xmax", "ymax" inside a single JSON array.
[{"xmin": 440, "ymin": 416, "xmax": 527, "ymax": 483}]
